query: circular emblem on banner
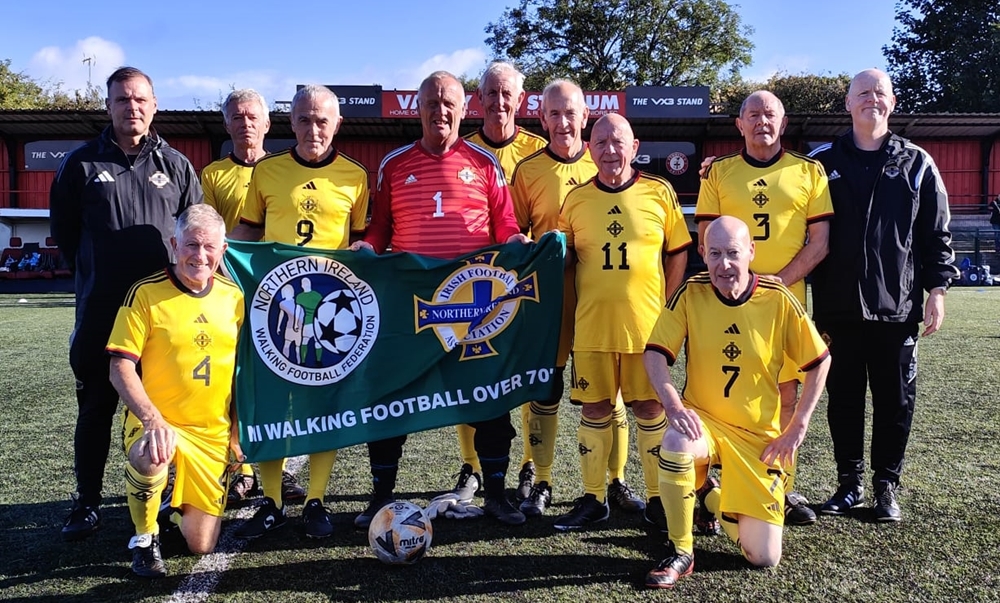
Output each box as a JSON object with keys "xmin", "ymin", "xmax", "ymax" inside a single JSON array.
[
  {"xmin": 249, "ymin": 256, "xmax": 380, "ymax": 385},
  {"xmin": 415, "ymin": 252, "xmax": 539, "ymax": 360},
  {"xmin": 666, "ymin": 152, "xmax": 689, "ymax": 176}
]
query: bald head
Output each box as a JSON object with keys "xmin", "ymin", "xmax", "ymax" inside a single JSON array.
[
  {"xmin": 704, "ymin": 216, "xmax": 755, "ymax": 299},
  {"xmin": 589, "ymin": 113, "xmax": 638, "ymax": 187},
  {"xmin": 846, "ymin": 69, "xmax": 896, "ymax": 141}
]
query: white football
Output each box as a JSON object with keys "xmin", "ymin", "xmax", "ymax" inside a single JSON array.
[
  {"xmin": 368, "ymin": 501, "xmax": 433, "ymax": 565},
  {"xmin": 314, "ymin": 289, "xmax": 363, "ymax": 354}
]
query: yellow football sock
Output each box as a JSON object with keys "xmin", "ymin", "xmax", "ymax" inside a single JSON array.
[
  {"xmin": 636, "ymin": 413, "xmax": 667, "ymax": 498},
  {"xmin": 579, "ymin": 413, "xmax": 613, "ymax": 500},
  {"xmin": 520, "ymin": 404, "xmax": 533, "ymax": 466},
  {"xmin": 125, "ymin": 463, "xmax": 168, "ymax": 536},
  {"xmin": 784, "ymin": 452, "xmax": 797, "ymax": 493},
  {"xmin": 704, "ymin": 488, "xmax": 740, "ymax": 545},
  {"xmin": 307, "ymin": 449, "xmax": 337, "ymax": 502},
  {"xmin": 258, "ymin": 458, "xmax": 284, "ymax": 507},
  {"xmin": 607, "ymin": 404, "xmax": 628, "ymax": 481},
  {"xmin": 456, "ymin": 424, "xmax": 481, "ymax": 474},
  {"xmin": 657, "ymin": 449, "xmax": 695, "ymax": 555},
  {"xmin": 529, "ymin": 401, "xmax": 559, "ymax": 484},
  {"xmin": 239, "ymin": 463, "xmax": 255, "ymax": 477}
]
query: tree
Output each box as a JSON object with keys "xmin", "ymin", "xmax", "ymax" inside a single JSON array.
[
  {"xmin": 883, "ymin": 0, "xmax": 1000, "ymax": 112},
  {"xmin": 0, "ymin": 59, "xmax": 48, "ymax": 109},
  {"xmin": 0, "ymin": 59, "xmax": 104, "ymax": 110},
  {"xmin": 485, "ymin": 0, "xmax": 753, "ymax": 91},
  {"xmin": 712, "ymin": 72, "xmax": 851, "ymax": 115}
]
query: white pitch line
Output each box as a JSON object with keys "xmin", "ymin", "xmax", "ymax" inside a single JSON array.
[{"xmin": 164, "ymin": 456, "xmax": 307, "ymax": 603}]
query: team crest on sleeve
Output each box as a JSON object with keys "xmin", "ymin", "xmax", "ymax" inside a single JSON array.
[
  {"xmin": 414, "ymin": 252, "xmax": 539, "ymax": 360},
  {"xmin": 249, "ymin": 256, "xmax": 380, "ymax": 385}
]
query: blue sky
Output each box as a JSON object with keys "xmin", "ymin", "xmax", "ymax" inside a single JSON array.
[{"xmin": 0, "ymin": 0, "xmax": 898, "ymax": 110}]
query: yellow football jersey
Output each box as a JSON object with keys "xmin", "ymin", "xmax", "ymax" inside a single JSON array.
[
  {"xmin": 646, "ymin": 273, "xmax": 829, "ymax": 439},
  {"xmin": 107, "ymin": 269, "xmax": 245, "ymax": 438},
  {"xmin": 464, "ymin": 127, "xmax": 547, "ymax": 184},
  {"xmin": 201, "ymin": 154, "xmax": 255, "ymax": 232},
  {"xmin": 560, "ymin": 172, "xmax": 691, "ymax": 353},
  {"xmin": 695, "ymin": 150, "xmax": 833, "ymax": 303},
  {"xmin": 241, "ymin": 147, "xmax": 369, "ymax": 249},
  {"xmin": 510, "ymin": 146, "xmax": 597, "ymax": 235}
]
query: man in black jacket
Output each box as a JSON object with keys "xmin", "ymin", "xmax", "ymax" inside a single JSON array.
[
  {"xmin": 50, "ymin": 66, "xmax": 202, "ymax": 540},
  {"xmin": 809, "ymin": 69, "xmax": 958, "ymax": 522}
]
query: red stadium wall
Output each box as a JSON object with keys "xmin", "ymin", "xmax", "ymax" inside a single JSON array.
[
  {"xmin": 14, "ymin": 145, "xmax": 53, "ymax": 209},
  {"xmin": 338, "ymin": 140, "xmax": 408, "ymax": 194},
  {"xmin": 0, "ymin": 140, "xmax": 9, "ymax": 208},
  {"xmin": 912, "ymin": 139, "xmax": 982, "ymax": 212},
  {"xmin": 702, "ymin": 139, "xmax": 743, "ymax": 159},
  {"xmin": 165, "ymin": 138, "xmax": 212, "ymax": 174},
  {"xmin": 990, "ymin": 139, "xmax": 1000, "ymax": 203}
]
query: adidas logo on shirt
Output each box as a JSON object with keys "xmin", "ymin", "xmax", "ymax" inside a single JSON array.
[
  {"xmin": 194, "ymin": 314, "xmax": 209, "ymax": 324},
  {"xmin": 302, "ymin": 181, "xmax": 317, "ymax": 190},
  {"xmin": 828, "ymin": 170, "xmax": 841, "ymax": 181},
  {"xmin": 753, "ymin": 178, "xmax": 767, "ymax": 187},
  {"xmin": 724, "ymin": 323, "xmax": 740, "ymax": 335},
  {"xmin": 94, "ymin": 170, "xmax": 115, "ymax": 183},
  {"xmin": 566, "ymin": 177, "xmax": 579, "ymax": 186},
  {"xmin": 607, "ymin": 205, "xmax": 622, "ymax": 215},
  {"xmin": 404, "ymin": 174, "xmax": 418, "ymax": 185}
]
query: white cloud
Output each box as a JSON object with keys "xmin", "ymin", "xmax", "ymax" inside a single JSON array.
[
  {"xmin": 155, "ymin": 47, "xmax": 492, "ymax": 110},
  {"xmin": 29, "ymin": 37, "xmax": 125, "ymax": 92},
  {"xmin": 743, "ymin": 54, "xmax": 813, "ymax": 82},
  {"xmin": 389, "ymin": 47, "xmax": 489, "ymax": 88}
]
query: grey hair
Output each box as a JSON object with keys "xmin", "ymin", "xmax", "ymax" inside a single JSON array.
[
  {"xmin": 479, "ymin": 61, "xmax": 525, "ymax": 92},
  {"xmin": 175, "ymin": 204, "xmax": 227, "ymax": 239},
  {"xmin": 223, "ymin": 89, "xmax": 269, "ymax": 124},
  {"xmin": 739, "ymin": 90, "xmax": 785, "ymax": 118},
  {"xmin": 541, "ymin": 78, "xmax": 584, "ymax": 111},
  {"xmin": 291, "ymin": 85, "xmax": 339, "ymax": 118}
]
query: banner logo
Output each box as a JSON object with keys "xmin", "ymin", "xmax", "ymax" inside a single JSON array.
[
  {"xmin": 249, "ymin": 256, "xmax": 380, "ymax": 385},
  {"xmin": 415, "ymin": 252, "xmax": 539, "ymax": 360}
]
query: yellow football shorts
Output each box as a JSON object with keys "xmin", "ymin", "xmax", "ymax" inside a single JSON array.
[
  {"xmin": 698, "ymin": 410, "xmax": 785, "ymax": 526},
  {"xmin": 571, "ymin": 351, "xmax": 657, "ymax": 405},
  {"xmin": 122, "ymin": 410, "xmax": 229, "ymax": 517}
]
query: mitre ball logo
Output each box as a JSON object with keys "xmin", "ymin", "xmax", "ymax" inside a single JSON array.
[{"xmin": 249, "ymin": 256, "xmax": 380, "ymax": 386}]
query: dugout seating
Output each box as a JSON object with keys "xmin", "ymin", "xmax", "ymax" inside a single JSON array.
[{"xmin": 0, "ymin": 237, "xmax": 67, "ymax": 280}]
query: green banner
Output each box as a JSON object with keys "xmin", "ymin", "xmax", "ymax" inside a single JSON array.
[{"xmin": 223, "ymin": 233, "xmax": 565, "ymax": 462}]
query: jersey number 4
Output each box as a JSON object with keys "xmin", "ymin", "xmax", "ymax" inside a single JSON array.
[{"xmin": 193, "ymin": 356, "xmax": 211, "ymax": 386}]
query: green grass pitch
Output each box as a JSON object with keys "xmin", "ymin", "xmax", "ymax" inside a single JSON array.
[{"xmin": 1, "ymin": 288, "xmax": 998, "ymax": 602}]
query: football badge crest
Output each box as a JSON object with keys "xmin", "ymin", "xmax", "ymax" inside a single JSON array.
[
  {"xmin": 249, "ymin": 256, "xmax": 380, "ymax": 385},
  {"xmin": 415, "ymin": 252, "xmax": 539, "ymax": 360}
]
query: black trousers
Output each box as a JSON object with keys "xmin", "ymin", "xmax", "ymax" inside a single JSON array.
[
  {"xmin": 68, "ymin": 319, "xmax": 120, "ymax": 507},
  {"xmin": 367, "ymin": 413, "xmax": 516, "ymax": 477},
  {"xmin": 819, "ymin": 320, "xmax": 918, "ymax": 487}
]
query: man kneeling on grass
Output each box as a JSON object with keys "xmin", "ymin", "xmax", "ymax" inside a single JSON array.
[
  {"xmin": 641, "ymin": 216, "xmax": 830, "ymax": 588},
  {"xmin": 107, "ymin": 205, "xmax": 245, "ymax": 578}
]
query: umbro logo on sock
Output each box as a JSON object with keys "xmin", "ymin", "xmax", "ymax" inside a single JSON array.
[
  {"xmin": 94, "ymin": 170, "xmax": 115, "ymax": 183},
  {"xmin": 724, "ymin": 323, "xmax": 740, "ymax": 335},
  {"xmin": 607, "ymin": 205, "xmax": 622, "ymax": 215}
]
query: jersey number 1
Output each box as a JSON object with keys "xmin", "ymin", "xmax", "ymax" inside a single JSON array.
[
  {"xmin": 432, "ymin": 191, "xmax": 445, "ymax": 218},
  {"xmin": 601, "ymin": 242, "xmax": 630, "ymax": 270}
]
